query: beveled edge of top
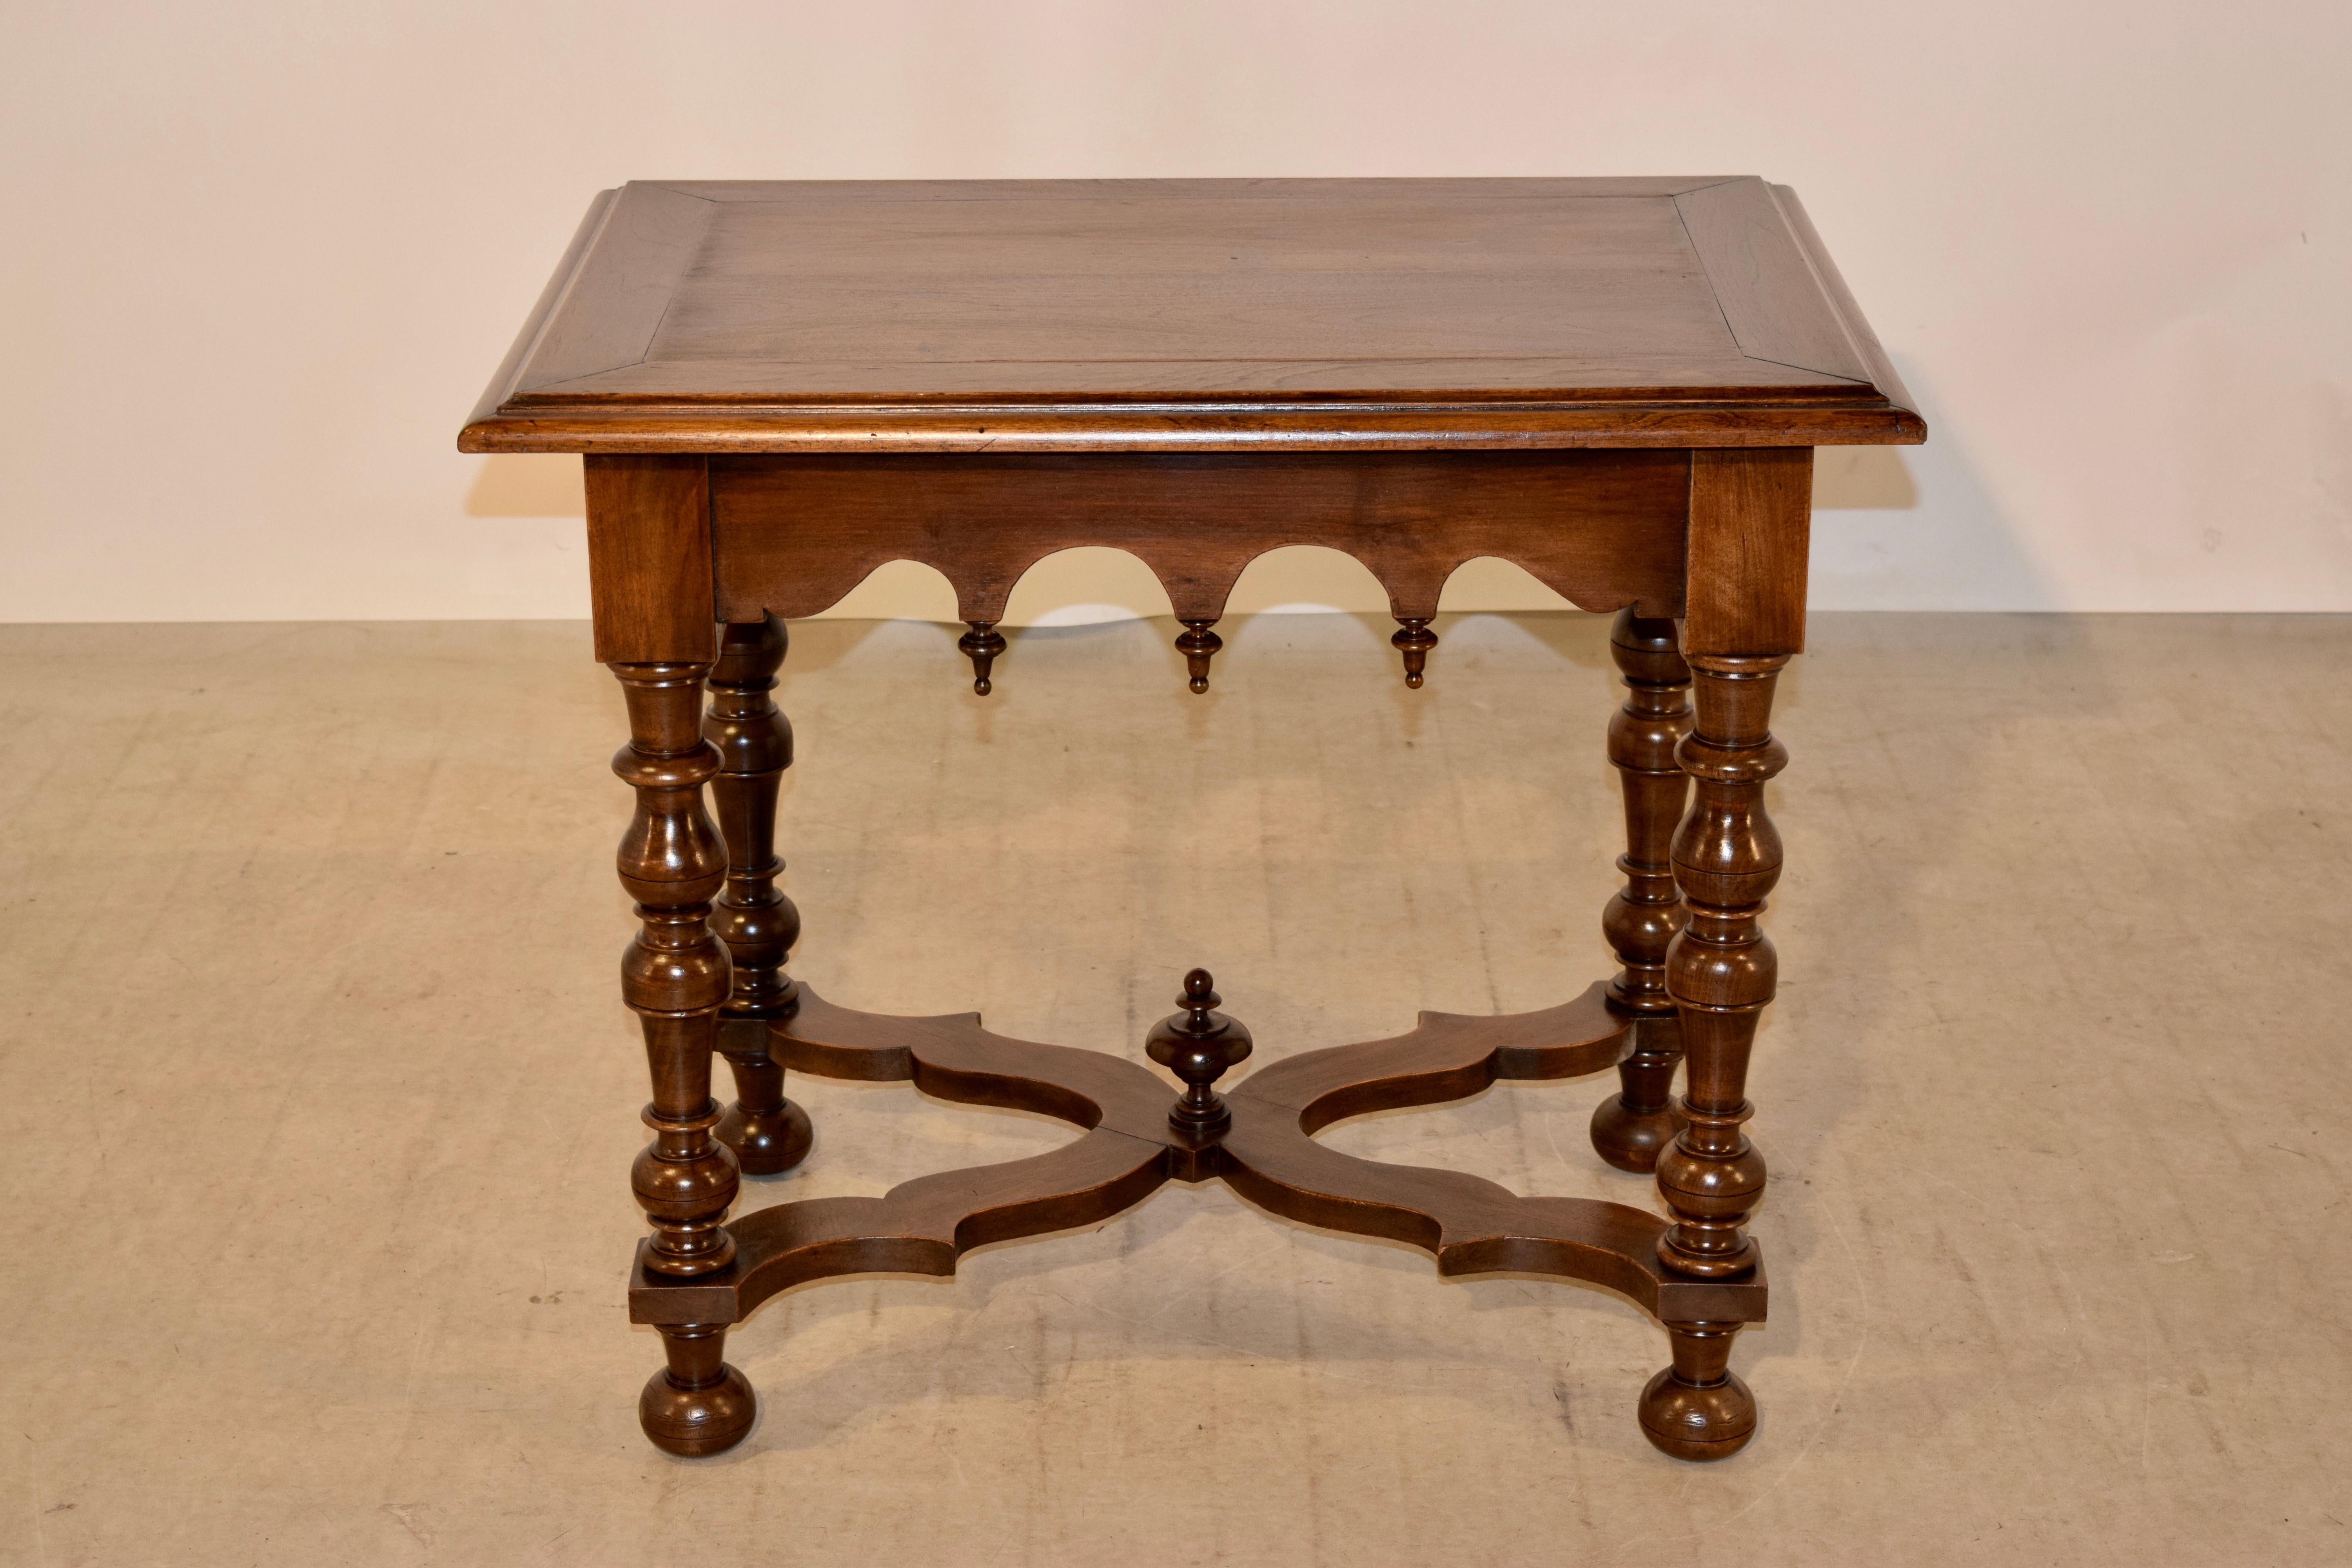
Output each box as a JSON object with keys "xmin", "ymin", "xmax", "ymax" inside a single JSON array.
[{"xmin": 458, "ymin": 178, "xmax": 1926, "ymax": 454}]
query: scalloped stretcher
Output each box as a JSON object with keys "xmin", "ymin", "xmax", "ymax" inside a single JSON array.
[{"xmin": 628, "ymin": 984, "xmax": 1765, "ymax": 1332}]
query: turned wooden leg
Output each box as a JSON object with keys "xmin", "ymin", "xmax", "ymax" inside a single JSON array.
[
  {"xmin": 613, "ymin": 660, "xmax": 753, "ymax": 1454},
  {"xmin": 1655, "ymin": 652, "xmax": 1786, "ymax": 1279},
  {"xmin": 1633, "ymin": 445, "xmax": 1809, "ymax": 1458},
  {"xmin": 612, "ymin": 661, "xmax": 739, "ymax": 1278},
  {"xmin": 1591, "ymin": 609, "xmax": 1693, "ymax": 1172},
  {"xmin": 705, "ymin": 615, "xmax": 813, "ymax": 1176},
  {"xmin": 1639, "ymin": 1320, "xmax": 1756, "ymax": 1459},
  {"xmin": 640, "ymin": 1323, "xmax": 757, "ymax": 1457}
]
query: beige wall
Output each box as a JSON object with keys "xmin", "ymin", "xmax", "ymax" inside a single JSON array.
[{"xmin": 5, "ymin": 2, "xmax": 2346, "ymax": 624}]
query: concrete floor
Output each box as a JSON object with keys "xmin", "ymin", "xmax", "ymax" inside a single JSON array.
[{"xmin": 2, "ymin": 611, "xmax": 2346, "ymax": 1565}]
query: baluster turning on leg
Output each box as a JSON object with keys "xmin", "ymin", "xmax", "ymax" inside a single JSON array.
[
  {"xmin": 1656, "ymin": 652, "xmax": 1786, "ymax": 1282},
  {"xmin": 1591, "ymin": 610, "xmax": 1693, "ymax": 1172},
  {"xmin": 612, "ymin": 659, "xmax": 756, "ymax": 1456},
  {"xmin": 705, "ymin": 615, "xmax": 813, "ymax": 1175},
  {"xmin": 1635, "ymin": 650, "xmax": 1786, "ymax": 1461}
]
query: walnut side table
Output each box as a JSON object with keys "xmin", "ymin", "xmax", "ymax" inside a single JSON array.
[{"xmin": 458, "ymin": 177, "xmax": 1925, "ymax": 1461}]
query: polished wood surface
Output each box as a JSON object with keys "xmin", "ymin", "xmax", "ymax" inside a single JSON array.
[
  {"xmin": 461, "ymin": 178, "xmax": 1924, "ymax": 453},
  {"xmin": 1684, "ymin": 446, "xmax": 1813, "ymax": 657},
  {"xmin": 583, "ymin": 455, "xmax": 713, "ymax": 664},
  {"xmin": 466, "ymin": 175, "xmax": 1920, "ymax": 1464}
]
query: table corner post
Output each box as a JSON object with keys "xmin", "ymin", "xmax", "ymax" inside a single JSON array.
[
  {"xmin": 1639, "ymin": 445, "xmax": 1812, "ymax": 1460},
  {"xmin": 588, "ymin": 454, "xmax": 758, "ymax": 1457}
]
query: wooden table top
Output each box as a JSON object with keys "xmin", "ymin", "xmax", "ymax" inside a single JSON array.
[{"xmin": 460, "ymin": 178, "xmax": 1924, "ymax": 454}]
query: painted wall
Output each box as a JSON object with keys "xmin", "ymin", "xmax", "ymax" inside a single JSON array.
[{"xmin": 5, "ymin": 2, "xmax": 2346, "ymax": 624}]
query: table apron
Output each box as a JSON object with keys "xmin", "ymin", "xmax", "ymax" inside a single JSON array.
[{"xmin": 704, "ymin": 449, "xmax": 1693, "ymax": 626}]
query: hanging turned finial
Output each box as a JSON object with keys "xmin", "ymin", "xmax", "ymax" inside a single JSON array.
[
  {"xmin": 1145, "ymin": 968, "xmax": 1254, "ymax": 1136},
  {"xmin": 1392, "ymin": 619, "xmax": 1438, "ymax": 688},
  {"xmin": 1175, "ymin": 620, "xmax": 1223, "ymax": 694},
  {"xmin": 958, "ymin": 621, "xmax": 1007, "ymax": 695}
]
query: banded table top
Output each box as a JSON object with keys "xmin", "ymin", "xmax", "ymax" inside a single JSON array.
[{"xmin": 460, "ymin": 177, "xmax": 1924, "ymax": 454}]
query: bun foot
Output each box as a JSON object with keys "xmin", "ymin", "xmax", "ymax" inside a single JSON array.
[
  {"xmin": 1589, "ymin": 1093, "xmax": 1683, "ymax": 1173},
  {"xmin": 719, "ymin": 1095, "xmax": 812, "ymax": 1176},
  {"xmin": 1638, "ymin": 1320, "xmax": 1755, "ymax": 1460},
  {"xmin": 641, "ymin": 1325, "xmax": 756, "ymax": 1456},
  {"xmin": 1638, "ymin": 1366, "xmax": 1755, "ymax": 1459}
]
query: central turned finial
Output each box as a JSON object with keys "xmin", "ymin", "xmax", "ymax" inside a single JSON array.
[{"xmin": 1145, "ymin": 968, "xmax": 1254, "ymax": 1136}]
